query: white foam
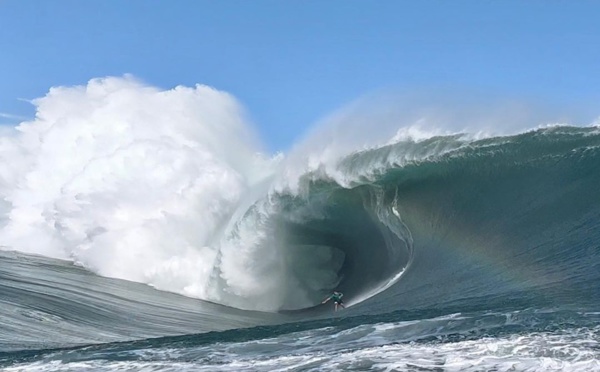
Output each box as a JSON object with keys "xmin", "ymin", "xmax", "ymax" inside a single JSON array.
[
  {"xmin": 8, "ymin": 320, "xmax": 598, "ymax": 372},
  {"xmin": 0, "ymin": 76, "xmax": 302, "ymax": 310}
]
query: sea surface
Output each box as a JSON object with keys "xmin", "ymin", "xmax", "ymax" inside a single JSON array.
[{"xmin": 1, "ymin": 80, "xmax": 599, "ymax": 371}]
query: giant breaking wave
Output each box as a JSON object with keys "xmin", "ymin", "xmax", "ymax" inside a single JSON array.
[{"xmin": 1, "ymin": 76, "xmax": 598, "ymax": 312}]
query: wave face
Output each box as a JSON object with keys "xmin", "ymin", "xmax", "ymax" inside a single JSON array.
[
  {"xmin": 1, "ymin": 78, "xmax": 600, "ymax": 369},
  {"xmin": 356, "ymin": 126, "xmax": 600, "ymax": 311},
  {"xmin": 259, "ymin": 125, "xmax": 600, "ymax": 314}
]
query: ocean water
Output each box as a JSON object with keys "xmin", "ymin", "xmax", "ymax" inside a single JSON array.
[{"xmin": 1, "ymin": 78, "xmax": 599, "ymax": 371}]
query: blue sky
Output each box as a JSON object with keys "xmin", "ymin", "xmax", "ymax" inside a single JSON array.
[{"xmin": 1, "ymin": 0, "xmax": 599, "ymax": 151}]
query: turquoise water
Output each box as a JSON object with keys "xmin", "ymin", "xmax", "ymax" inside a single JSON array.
[{"xmin": 2, "ymin": 127, "xmax": 600, "ymax": 371}]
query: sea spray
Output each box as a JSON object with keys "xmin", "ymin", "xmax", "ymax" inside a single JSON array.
[{"xmin": 0, "ymin": 76, "xmax": 281, "ymax": 309}]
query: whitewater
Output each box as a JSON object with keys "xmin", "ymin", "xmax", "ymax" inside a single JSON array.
[{"xmin": 1, "ymin": 76, "xmax": 599, "ymax": 371}]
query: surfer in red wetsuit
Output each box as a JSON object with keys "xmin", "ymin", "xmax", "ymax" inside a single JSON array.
[{"xmin": 322, "ymin": 291, "xmax": 345, "ymax": 311}]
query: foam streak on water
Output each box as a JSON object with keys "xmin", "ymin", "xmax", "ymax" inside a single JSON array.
[{"xmin": 3, "ymin": 311, "xmax": 599, "ymax": 371}]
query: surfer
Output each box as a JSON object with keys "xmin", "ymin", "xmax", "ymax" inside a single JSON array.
[{"xmin": 322, "ymin": 291, "xmax": 345, "ymax": 311}]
